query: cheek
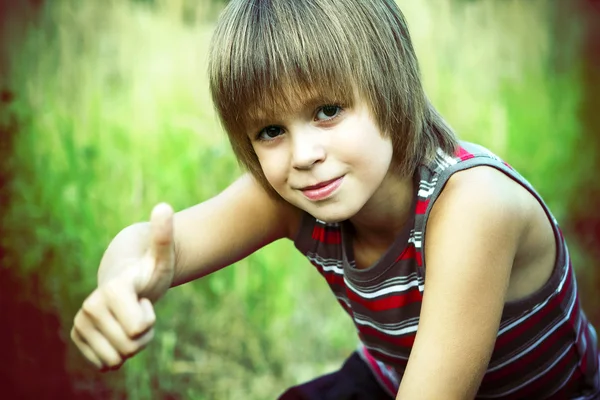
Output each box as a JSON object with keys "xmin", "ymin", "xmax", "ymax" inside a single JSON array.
[
  {"xmin": 348, "ymin": 126, "xmax": 393, "ymax": 164},
  {"xmin": 255, "ymin": 149, "xmax": 287, "ymax": 188}
]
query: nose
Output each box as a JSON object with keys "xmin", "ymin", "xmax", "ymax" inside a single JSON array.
[{"xmin": 291, "ymin": 128, "xmax": 326, "ymax": 170}]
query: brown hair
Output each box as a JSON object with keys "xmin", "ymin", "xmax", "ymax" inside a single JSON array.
[{"xmin": 208, "ymin": 0, "xmax": 457, "ymax": 193}]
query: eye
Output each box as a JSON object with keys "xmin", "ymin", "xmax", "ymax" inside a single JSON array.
[
  {"xmin": 256, "ymin": 125, "xmax": 284, "ymax": 141},
  {"xmin": 315, "ymin": 105, "xmax": 342, "ymax": 121}
]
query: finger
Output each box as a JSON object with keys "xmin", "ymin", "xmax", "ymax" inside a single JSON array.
[
  {"xmin": 103, "ymin": 283, "xmax": 155, "ymax": 339},
  {"xmin": 71, "ymin": 326, "xmax": 103, "ymax": 369},
  {"xmin": 149, "ymin": 202, "xmax": 175, "ymax": 266},
  {"xmin": 130, "ymin": 324, "xmax": 155, "ymax": 350},
  {"xmin": 139, "ymin": 298, "xmax": 156, "ymax": 329},
  {"xmin": 91, "ymin": 298, "xmax": 150, "ymax": 357},
  {"xmin": 85, "ymin": 329, "xmax": 123, "ymax": 369},
  {"xmin": 73, "ymin": 311, "xmax": 123, "ymax": 369}
]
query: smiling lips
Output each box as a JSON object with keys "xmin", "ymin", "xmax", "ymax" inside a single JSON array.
[{"xmin": 300, "ymin": 176, "xmax": 344, "ymax": 201}]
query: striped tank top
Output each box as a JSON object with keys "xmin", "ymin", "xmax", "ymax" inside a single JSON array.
[{"xmin": 293, "ymin": 142, "xmax": 600, "ymax": 399}]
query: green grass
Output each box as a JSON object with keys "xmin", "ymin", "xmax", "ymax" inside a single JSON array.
[{"xmin": 0, "ymin": 0, "xmax": 589, "ymax": 398}]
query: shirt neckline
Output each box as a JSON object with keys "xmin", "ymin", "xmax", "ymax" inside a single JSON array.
[{"xmin": 341, "ymin": 172, "xmax": 420, "ymax": 284}]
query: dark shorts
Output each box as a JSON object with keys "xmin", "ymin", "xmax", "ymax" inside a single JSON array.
[{"xmin": 278, "ymin": 352, "xmax": 394, "ymax": 400}]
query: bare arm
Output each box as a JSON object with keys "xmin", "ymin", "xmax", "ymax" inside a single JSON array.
[
  {"xmin": 72, "ymin": 173, "xmax": 301, "ymax": 370},
  {"xmin": 170, "ymin": 173, "xmax": 301, "ymax": 285},
  {"xmin": 97, "ymin": 173, "xmax": 300, "ymax": 288},
  {"xmin": 396, "ymin": 167, "xmax": 528, "ymax": 399}
]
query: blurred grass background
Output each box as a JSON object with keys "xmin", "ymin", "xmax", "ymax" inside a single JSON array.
[{"xmin": 0, "ymin": 0, "xmax": 598, "ymax": 398}]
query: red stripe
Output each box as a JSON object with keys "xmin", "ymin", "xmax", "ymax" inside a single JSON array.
[
  {"xmin": 395, "ymin": 244, "xmax": 415, "ymax": 262},
  {"xmin": 415, "ymin": 199, "xmax": 429, "ymax": 214},
  {"xmin": 311, "ymin": 225, "xmax": 342, "ymax": 244},
  {"xmin": 455, "ymin": 146, "xmax": 474, "ymax": 161},
  {"xmin": 362, "ymin": 345, "xmax": 409, "ymax": 368},
  {"xmin": 358, "ymin": 324, "xmax": 416, "ymax": 348},
  {"xmin": 415, "ymin": 251, "xmax": 423, "ymax": 267},
  {"xmin": 360, "ymin": 347, "xmax": 397, "ymax": 395},
  {"xmin": 323, "ymin": 271, "xmax": 345, "ymax": 286},
  {"xmin": 338, "ymin": 299, "xmax": 353, "ymax": 316},
  {"xmin": 347, "ymin": 287, "xmax": 422, "ymax": 311},
  {"xmin": 310, "ymin": 261, "xmax": 346, "ymax": 286},
  {"xmin": 395, "ymin": 244, "xmax": 423, "ymax": 267}
]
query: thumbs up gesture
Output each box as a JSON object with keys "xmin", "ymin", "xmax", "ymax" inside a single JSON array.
[{"xmin": 71, "ymin": 203, "xmax": 176, "ymax": 370}]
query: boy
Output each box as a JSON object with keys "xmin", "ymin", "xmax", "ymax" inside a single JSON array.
[{"xmin": 71, "ymin": 0, "xmax": 600, "ymax": 398}]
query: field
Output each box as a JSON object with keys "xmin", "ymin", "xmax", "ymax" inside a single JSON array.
[{"xmin": 0, "ymin": 0, "xmax": 597, "ymax": 399}]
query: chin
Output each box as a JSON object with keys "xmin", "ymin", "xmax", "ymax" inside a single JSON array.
[
  {"xmin": 283, "ymin": 193, "xmax": 360, "ymax": 223},
  {"xmin": 308, "ymin": 205, "xmax": 357, "ymax": 224}
]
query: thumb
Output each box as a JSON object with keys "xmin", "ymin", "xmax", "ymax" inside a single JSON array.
[
  {"xmin": 137, "ymin": 203, "xmax": 175, "ymax": 298},
  {"xmin": 149, "ymin": 202, "xmax": 175, "ymax": 264}
]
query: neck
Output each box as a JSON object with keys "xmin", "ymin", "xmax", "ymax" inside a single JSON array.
[{"xmin": 349, "ymin": 171, "xmax": 414, "ymax": 250}]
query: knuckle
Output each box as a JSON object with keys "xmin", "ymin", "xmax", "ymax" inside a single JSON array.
[
  {"xmin": 123, "ymin": 321, "xmax": 142, "ymax": 338},
  {"xmin": 120, "ymin": 342, "xmax": 140, "ymax": 358},
  {"xmin": 129, "ymin": 319, "xmax": 153, "ymax": 338},
  {"xmin": 73, "ymin": 313, "xmax": 89, "ymax": 333},
  {"xmin": 82, "ymin": 292, "xmax": 103, "ymax": 316},
  {"xmin": 103, "ymin": 282, "xmax": 122, "ymax": 298}
]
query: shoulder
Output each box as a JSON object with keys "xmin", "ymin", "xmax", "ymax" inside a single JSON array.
[
  {"xmin": 431, "ymin": 165, "xmax": 531, "ymax": 226},
  {"xmin": 425, "ymin": 166, "xmax": 532, "ymax": 262}
]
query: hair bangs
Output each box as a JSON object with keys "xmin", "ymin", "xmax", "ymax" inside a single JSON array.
[{"xmin": 210, "ymin": 0, "xmax": 359, "ymax": 134}]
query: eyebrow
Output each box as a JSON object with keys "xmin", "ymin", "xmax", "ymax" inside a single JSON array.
[{"xmin": 245, "ymin": 94, "xmax": 346, "ymax": 133}]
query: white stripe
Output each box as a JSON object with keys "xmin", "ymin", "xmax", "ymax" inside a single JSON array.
[
  {"xmin": 353, "ymin": 313, "xmax": 420, "ymax": 331},
  {"xmin": 418, "ymin": 178, "xmax": 437, "ymax": 190},
  {"xmin": 364, "ymin": 343, "xmax": 410, "ymax": 361},
  {"xmin": 590, "ymin": 323, "xmax": 598, "ymax": 346},
  {"xmin": 309, "ymin": 259, "xmax": 344, "ymax": 275},
  {"xmin": 306, "ymin": 254, "xmax": 344, "ymax": 274},
  {"xmin": 354, "ymin": 315, "xmax": 419, "ymax": 336},
  {"xmin": 345, "ymin": 276, "xmax": 421, "ymax": 299},
  {"xmin": 409, "ymin": 230, "xmax": 423, "ymax": 240},
  {"xmin": 435, "ymin": 150, "xmax": 451, "ymax": 168},
  {"xmin": 439, "ymin": 151, "xmax": 458, "ymax": 166},
  {"xmin": 418, "ymin": 186, "xmax": 435, "ymax": 198},
  {"xmin": 357, "ymin": 273, "xmax": 424, "ymax": 293},
  {"xmin": 407, "ymin": 235, "xmax": 422, "ymax": 248},
  {"xmin": 306, "ymin": 253, "xmax": 344, "ymax": 268},
  {"xmin": 309, "ymin": 258, "xmax": 343, "ymax": 270},
  {"xmin": 336, "ymin": 295, "xmax": 351, "ymax": 309},
  {"xmin": 377, "ymin": 360, "xmax": 400, "ymax": 388},
  {"xmin": 315, "ymin": 219, "xmax": 338, "ymax": 226}
]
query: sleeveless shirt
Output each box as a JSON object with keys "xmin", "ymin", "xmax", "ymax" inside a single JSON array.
[{"xmin": 293, "ymin": 142, "xmax": 600, "ymax": 399}]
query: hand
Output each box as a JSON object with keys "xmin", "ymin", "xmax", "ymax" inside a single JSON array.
[{"xmin": 71, "ymin": 203, "xmax": 175, "ymax": 370}]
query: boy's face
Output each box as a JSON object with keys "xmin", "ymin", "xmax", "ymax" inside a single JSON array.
[{"xmin": 248, "ymin": 94, "xmax": 394, "ymax": 223}]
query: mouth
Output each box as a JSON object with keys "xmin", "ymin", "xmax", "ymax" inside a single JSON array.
[{"xmin": 300, "ymin": 176, "xmax": 344, "ymax": 201}]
